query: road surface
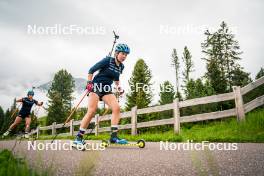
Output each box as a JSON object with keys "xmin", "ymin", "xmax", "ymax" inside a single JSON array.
[{"xmin": 0, "ymin": 140, "xmax": 263, "ymax": 176}]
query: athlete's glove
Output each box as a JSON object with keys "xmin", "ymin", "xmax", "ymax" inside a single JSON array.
[
  {"xmin": 40, "ymin": 102, "xmax": 44, "ymax": 106},
  {"xmin": 86, "ymin": 81, "xmax": 93, "ymax": 92}
]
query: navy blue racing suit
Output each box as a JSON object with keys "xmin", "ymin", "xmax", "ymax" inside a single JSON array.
[
  {"xmin": 18, "ymin": 97, "xmax": 38, "ymax": 118},
  {"xmin": 88, "ymin": 56, "xmax": 124, "ymax": 100}
]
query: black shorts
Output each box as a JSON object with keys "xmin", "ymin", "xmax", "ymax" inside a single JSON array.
[
  {"xmin": 18, "ymin": 113, "xmax": 30, "ymax": 119},
  {"xmin": 91, "ymin": 85, "xmax": 113, "ymax": 101}
]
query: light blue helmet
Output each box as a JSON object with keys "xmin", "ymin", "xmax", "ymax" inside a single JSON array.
[
  {"xmin": 115, "ymin": 43, "xmax": 130, "ymax": 54},
  {"xmin": 27, "ymin": 90, "xmax": 34, "ymax": 96}
]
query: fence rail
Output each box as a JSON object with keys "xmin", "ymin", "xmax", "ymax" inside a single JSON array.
[{"xmin": 30, "ymin": 76, "xmax": 264, "ymax": 138}]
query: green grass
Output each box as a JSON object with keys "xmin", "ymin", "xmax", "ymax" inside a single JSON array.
[
  {"xmin": 0, "ymin": 149, "xmax": 50, "ymax": 176},
  {"xmin": 179, "ymin": 109, "xmax": 264, "ymax": 142},
  {"xmin": 9, "ymin": 108, "xmax": 264, "ymax": 143},
  {"xmin": 79, "ymin": 109, "xmax": 264, "ymax": 143}
]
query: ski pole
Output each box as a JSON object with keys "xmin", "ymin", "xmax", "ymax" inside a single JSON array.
[
  {"xmin": 31, "ymin": 105, "xmax": 41, "ymax": 124},
  {"xmin": 51, "ymin": 90, "xmax": 89, "ymax": 143},
  {"xmin": 108, "ymin": 30, "xmax": 119, "ymax": 57},
  {"xmin": 10, "ymin": 103, "xmax": 21, "ymax": 119}
]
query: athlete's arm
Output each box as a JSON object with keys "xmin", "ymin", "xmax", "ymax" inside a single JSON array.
[
  {"xmin": 16, "ymin": 98, "xmax": 23, "ymax": 102},
  {"xmin": 88, "ymin": 57, "xmax": 109, "ymax": 75},
  {"xmin": 37, "ymin": 102, "xmax": 44, "ymax": 106},
  {"xmin": 34, "ymin": 100, "xmax": 43, "ymax": 106}
]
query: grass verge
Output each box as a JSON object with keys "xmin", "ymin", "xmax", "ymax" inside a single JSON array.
[
  {"xmin": 4, "ymin": 108, "xmax": 264, "ymax": 143},
  {"xmin": 0, "ymin": 149, "xmax": 50, "ymax": 176}
]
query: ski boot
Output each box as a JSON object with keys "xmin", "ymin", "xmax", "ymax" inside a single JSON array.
[
  {"xmin": 24, "ymin": 133, "xmax": 30, "ymax": 139},
  {"xmin": 2, "ymin": 130, "xmax": 11, "ymax": 138},
  {"xmin": 110, "ymin": 136, "xmax": 128, "ymax": 144},
  {"xmin": 72, "ymin": 136, "xmax": 86, "ymax": 150}
]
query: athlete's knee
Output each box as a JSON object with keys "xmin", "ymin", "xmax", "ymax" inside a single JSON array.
[
  {"xmin": 11, "ymin": 122, "xmax": 18, "ymax": 128},
  {"xmin": 112, "ymin": 105, "xmax": 120, "ymax": 113},
  {"xmin": 87, "ymin": 108, "xmax": 97, "ymax": 116},
  {"xmin": 14, "ymin": 120, "xmax": 20, "ymax": 126}
]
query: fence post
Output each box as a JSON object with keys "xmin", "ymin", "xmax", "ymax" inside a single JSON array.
[
  {"xmin": 131, "ymin": 106, "xmax": 137, "ymax": 135},
  {"xmin": 52, "ymin": 122, "xmax": 56, "ymax": 135},
  {"xmin": 36, "ymin": 126, "xmax": 40, "ymax": 139},
  {"xmin": 95, "ymin": 114, "xmax": 99, "ymax": 136},
  {"xmin": 233, "ymin": 86, "xmax": 245, "ymax": 121},
  {"xmin": 69, "ymin": 119, "xmax": 74, "ymax": 136},
  {"xmin": 173, "ymin": 98, "xmax": 180, "ymax": 134}
]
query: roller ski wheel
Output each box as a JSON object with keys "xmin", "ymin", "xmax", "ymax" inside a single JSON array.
[
  {"xmin": 102, "ymin": 140, "xmax": 109, "ymax": 148},
  {"xmin": 137, "ymin": 139, "xmax": 146, "ymax": 148},
  {"xmin": 102, "ymin": 139, "xmax": 145, "ymax": 148}
]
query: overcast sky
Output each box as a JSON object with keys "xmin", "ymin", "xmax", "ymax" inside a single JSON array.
[{"xmin": 0, "ymin": 0, "xmax": 264, "ymax": 111}]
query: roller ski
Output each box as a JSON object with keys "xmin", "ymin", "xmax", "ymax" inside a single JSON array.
[
  {"xmin": 102, "ymin": 138, "xmax": 146, "ymax": 148},
  {"xmin": 100, "ymin": 125, "xmax": 145, "ymax": 148},
  {"xmin": 2, "ymin": 130, "xmax": 23, "ymax": 139},
  {"xmin": 2, "ymin": 130, "xmax": 32, "ymax": 139},
  {"xmin": 15, "ymin": 132, "xmax": 34, "ymax": 140}
]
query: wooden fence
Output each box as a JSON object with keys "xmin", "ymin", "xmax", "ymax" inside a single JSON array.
[{"xmin": 30, "ymin": 76, "xmax": 264, "ymax": 138}]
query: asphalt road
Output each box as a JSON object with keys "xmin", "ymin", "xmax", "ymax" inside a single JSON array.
[{"xmin": 0, "ymin": 140, "xmax": 263, "ymax": 176}]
